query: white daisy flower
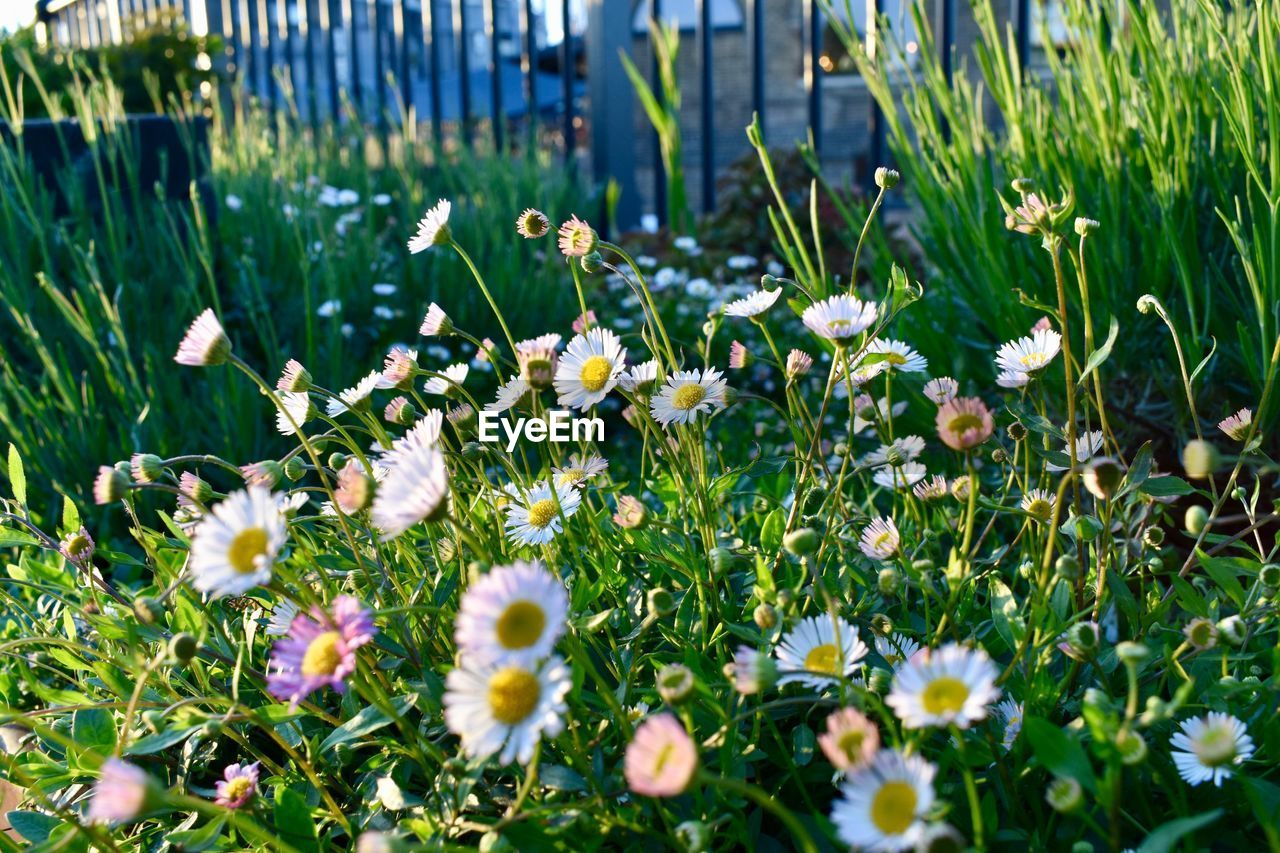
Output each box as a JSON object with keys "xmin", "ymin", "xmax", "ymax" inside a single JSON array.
[
  {"xmin": 317, "ymin": 299, "xmax": 342, "ymax": 318},
  {"xmin": 650, "ymin": 368, "xmax": 729, "ymax": 427},
  {"xmin": 923, "ymin": 377, "xmax": 958, "ymax": 404},
  {"xmin": 487, "ymin": 377, "xmax": 532, "ymax": 413},
  {"xmin": 833, "ymin": 359, "xmax": 887, "ymax": 398},
  {"xmin": 868, "ymin": 339, "xmax": 928, "ymax": 373},
  {"xmin": 381, "ymin": 412, "xmax": 445, "ymax": 465},
  {"xmin": 723, "ymin": 287, "xmax": 782, "ymax": 319},
  {"xmin": 1170, "ymin": 712, "xmax": 1254, "ymax": 787},
  {"xmin": 266, "ymin": 599, "xmax": 299, "ymax": 636},
  {"xmin": 997, "ymin": 370, "xmax": 1031, "ymax": 389},
  {"xmin": 862, "ymin": 436, "xmax": 926, "ymax": 468},
  {"xmin": 874, "ymin": 634, "xmax": 922, "ymax": 669},
  {"xmin": 455, "ymin": 560, "xmax": 569, "ymax": 668},
  {"xmin": 326, "ymin": 371, "xmax": 382, "ymax": 417},
  {"xmin": 726, "ymin": 254, "xmax": 757, "ymax": 270},
  {"xmin": 189, "ymin": 487, "xmax": 287, "ymax": 598},
  {"xmin": 423, "ymin": 363, "xmax": 469, "ymax": 396},
  {"xmin": 1019, "ymin": 488, "xmax": 1055, "ymax": 521},
  {"xmin": 912, "ymin": 475, "xmax": 949, "ymax": 501},
  {"xmin": 801, "ymin": 295, "xmax": 878, "ymax": 342},
  {"xmin": 554, "ymin": 327, "xmax": 627, "ymax": 410},
  {"xmin": 1047, "ymin": 429, "xmax": 1105, "ymax": 472},
  {"xmin": 886, "ymin": 643, "xmax": 1001, "ymax": 729},
  {"xmin": 873, "ymin": 462, "xmax": 927, "ymax": 490},
  {"xmin": 276, "ymin": 492, "xmax": 310, "ymax": 515},
  {"xmin": 553, "ymin": 454, "xmax": 609, "ymax": 488},
  {"xmin": 370, "ymin": 441, "xmax": 450, "ymax": 540},
  {"xmin": 995, "ymin": 328, "xmax": 1062, "ymax": 375},
  {"xmin": 995, "ymin": 699, "xmax": 1023, "ymax": 751},
  {"xmin": 419, "ymin": 303, "xmax": 452, "ymax": 336},
  {"xmin": 174, "ymin": 309, "xmax": 232, "ymax": 367},
  {"xmin": 775, "ymin": 615, "xmax": 868, "ymax": 690},
  {"xmin": 618, "ymin": 359, "xmax": 660, "ymax": 395},
  {"xmin": 831, "ymin": 749, "xmax": 936, "ymax": 851},
  {"xmin": 443, "ymin": 656, "xmax": 571, "ymax": 765},
  {"xmin": 859, "ymin": 517, "xmax": 900, "ymax": 561},
  {"xmin": 504, "ymin": 480, "xmax": 581, "ymax": 546},
  {"xmin": 275, "ymin": 392, "xmax": 316, "ymax": 436},
  {"xmin": 407, "ymin": 199, "xmax": 452, "ymax": 252}
]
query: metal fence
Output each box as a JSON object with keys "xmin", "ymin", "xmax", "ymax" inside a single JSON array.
[{"xmin": 33, "ymin": 0, "xmax": 1043, "ymax": 228}]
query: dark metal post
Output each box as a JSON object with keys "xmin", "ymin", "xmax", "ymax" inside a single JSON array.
[
  {"xmin": 867, "ymin": 0, "xmax": 884, "ymax": 188},
  {"xmin": 323, "ymin": 0, "xmax": 339, "ymax": 119},
  {"xmin": 459, "ymin": 0, "xmax": 475, "ymax": 145},
  {"xmin": 806, "ymin": 0, "xmax": 822, "ymax": 155},
  {"xmin": 346, "ymin": 0, "xmax": 362, "ymax": 115},
  {"xmin": 698, "ymin": 0, "xmax": 713, "ymax": 212},
  {"xmin": 651, "ymin": 0, "xmax": 666, "ymax": 226},
  {"xmin": 751, "ymin": 0, "xmax": 764, "ymax": 130},
  {"xmin": 1015, "ymin": 0, "xmax": 1030, "ymax": 74},
  {"xmin": 398, "ymin": 0, "xmax": 413, "ymax": 129},
  {"xmin": 522, "ymin": 0, "xmax": 537, "ymax": 139},
  {"xmin": 281, "ymin": 0, "xmax": 299, "ymax": 102},
  {"xmin": 245, "ymin": 0, "xmax": 262, "ymax": 99},
  {"xmin": 372, "ymin": 0, "xmax": 386, "ymax": 127},
  {"xmin": 560, "ymin": 0, "xmax": 573, "ymax": 160},
  {"xmin": 427, "ymin": 0, "xmax": 443, "ymax": 144},
  {"xmin": 586, "ymin": 0, "xmax": 638, "ymax": 228},
  {"xmin": 303, "ymin": 0, "xmax": 321, "ymax": 123},
  {"xmin": 938, "ymin": 0, "xmax": 954, "ymax": 142},
  {"xmin": 488, "ymin": 0, "xmax": 505, "ymax": 150}
]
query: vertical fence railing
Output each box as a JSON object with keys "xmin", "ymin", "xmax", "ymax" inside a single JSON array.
[{"xmin": 34, "ymin": 0, "xmax": 982, "ymax": 229}]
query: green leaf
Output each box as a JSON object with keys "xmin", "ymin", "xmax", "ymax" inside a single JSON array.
[
  {"xmin": 124, "ymin": 725, "xmax": 201, "ymax": 756},
  {"xmin": 989, "ymin": 577, "xmax": 1026, "ymax": 651},
  {"xmin": 539, "ymin": 764, "xmax": 588, "ymax": 792},
  {"xmin": 1078, "ymin": 315, "xmax": 1119, "ymax": 385},
  {"xmin": 72, "ymin": 708, "xmax": 116, "ymax": 755},
  {"xmin": 1135, "ymin": 809, "xmax": 1222, "ymax": 853},
  {"xmin": 319, "ymin": 694, "xmax": 417, "ymax": 753},
  {"xmin": 0, "ymin": 529, "xmax": 39, "ymax": 549},
  {"xmin": 792, "ymin": 723, "xmax": 816, "ymax": 766},
  {"xmin": 1023, "ymin": 716, "xmax": 1095, "ymax": 792},
  {"xmin": 760, "ymin": 508, "xmax": 785, "ymax": 554},
  {"xmin": 7, "ymin": 444, "xmax": 26, "ymax": 506},
  {"xmin": 1197, "ymin": 549, "xmax": 1250, "ymax": 607},
  {"xmin": 6, "ymin": 811, "xmax": 62, "ymax": 844},
  {"xmin": 273, "ymin": 788, "xmax": 319, "ymax": 850},
  {"xmin": 1140, "ymin": 476, "xmax": 1195, "ymax": 497},
  {"xmin": 60, "ymin": 496, "xmax": 80, "ymax": 534},
  {"xmin": 163, "ymin": 817, "xmax": 228, "ymax": 852},
  {"xmin": 1118, "ymin": 441, "xmax": 1154, "ymax": 497}
]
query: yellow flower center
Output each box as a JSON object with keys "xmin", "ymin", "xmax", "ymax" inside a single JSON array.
[
  {"xmin": 526, "ymin": 498, "xmax": 559, "ymax": 529},
  {"xmin": 1192, "ymin": 727, "xmax": 1238, "ymax": 767},
  {"xmin": 64, "ymin": 534, "xmax": 91, "ymax": 557},
  {"xmin": 579, "ymin": 356, "xmax": 613, "ymax": 392},
  {"xmin": 301, "ymin": 631, "xmax": 343, "ymax": 677},
  {"xmin": 1026, "ymin": 498, "xmax": 1052, "ymax": 521},
  {"xmin": 921, "ymin": 676, "xmax": 970, "ymax": 715},
  {"xmin": 1019, "ymin": 352, "xmax": 1049, "ymax": 369},
  {"xmin": 837, "ymin": 729, "xmax": 868, "ymax": 760},
  {"xmin": 671, "ymin": 383, "xmax": 707, "ymax": 411},
  {"xmin": 885, "ymin": 352, "xmax": 907, "ymax": 365},
  {"xmin": 495, "ymin": 601, "xmax": 546, "ymax": 650},
  {"xmin": 874, "ymin": 532, "xmax": 895, "ymax": 552},
  {"xmin": 488, "ymin": 667, "xmax": 541, "ymax": 725},
  {"xmin": 653, "ymin": 743, "xmax": 676, "ymax": 774},
  {"xmin": 557, "ymin": 468, "xmax": 585, "ymax": 486},
  {"xmin": 947, "ymin": 413, "xmax": 984, "ymax": 434},
  {"xmin": 870, "ymin": 780, "xmax": 918, "ymax": 835},
  {"xmin": 228, "ymin": 527, "xmax": 269, "ymax": 574},
  {"xmin": 222, "ymin": 776, "xmax": 253, "ymax": 803},
  {"xmin": 804, "ymin": 643, "xmax": 841, "ymax": 675},
  {"xmin": 827, "ymin": 318, "xmax": 852, "ymax": 335}
]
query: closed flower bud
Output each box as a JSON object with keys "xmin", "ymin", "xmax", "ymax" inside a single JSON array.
[
  {"xmin": 1184, "ymin": 505, "xmax": 1210, "ymax": 536},
  {"xmin": 753, "ymin": 603, "xmax": 778, "ymax": 630},
  {"xmin": 1142, "ymin": 526, "xmax": 1165, "ymax": 547},
  {"xmin": 134, "ymin": 596, "xmax": 164, "ymax": 625},
  {"xmin": 335, "ymin": 460, "xmax": 375, "ymax": 514},
  {"xmin": 478, "ymin": 832, "xmax": 515, "ymax": 853},
  {"xmin": 911, "ymin": 558, "xmax": 934, "ymax": 575},
  {"xmin": 1115, "ymin": 729, "xmax": 1147, "ymax": 765},
  {"xmin": 656, "ymin": 663, "xmax": 695, "ymax": 704},
  {"xmin": 168, "ymin": 632, "xmax": 199, "ymax": 664},
  {"xmin": 1083, "ymin": 457, "xmax": 1124, "ymax": 500},
  {"xmin": 1046, "ymin": 777, "xmax": 1083, "ymax": 813},
  {"xmin": 874, "ymin": 167, "xmax": 900, "ymax": 189},
  {"xmin": 93, "ymin": 464, "xmax": 132, "ymax": 505},
  {"xmin": 1259, "ymin": 563, "xmax": 1280, "ymax": 590},
  {"xmin": 775, "ymin": 589, "xmax": 794, "ymax": 610},
  {"xmin": 783, "ymin": 527, "xmax": 820, "ymax": 556},
  {"xmin": 1181, "ymin": 439, "xmax": 1219, "ymax": 480},
  {"xmin": 1054, "ymin": 554, "xmax": 1081, "ymax": 581},
  {"xmin": 1011, "ymin": 177, "xmax": 1036, "ymax": 194},
  {"xmin": 1074, "ymin": 217, "xmax": 1099, "ymax": 236},
  {"xmin": 991, "ymin": 447, "xmax": 1009, "ymax": 464},
  {"xmin": 647, "ymin": 587, "xmax": 676, "ymax": 618},
  {"xmin": 1217, "ymin": 615, "xmax": 1246, "ymax": 646},
  {"xmin": 328, "ymin": 452, "xmax": 348, "ymax": 471},
  {"xmin": 675, "ymin": 821, "xmax": 710, "ymax": 853},
  {"xmin": 1067, "ymin": 621, "xmax": 1098, "ymax": 654},
  {"xmin": 1006, "ymin": 422, "xmax": 1028, "ymax": 441},
  {"xmin": 866, "ymin": 667, "xmax": 893, "ymax": 694},
  {"xmin": 384, "ymin": 396, "xmax": 418, "ymax": 426},
  {"xmin": 869, "ymin": 613, "xmax": 893, "ymax": 636},
  {"xmin": 877, "ymin": 567, "xmax": 901, "ymax": 595},
  {"xmin": 580, "ymin": 251, "xmax": 604, "ymax": 274},
  {"xmin": 283, "ymin": 456, "xmax": 306, "ymax": 481},
  {"xmin": 241, "ymin": 460, "xmax": 284, "ymax": 489},
  {"xmin": 710, "ymin": 546, "xmax": 736, "ymax": 575},
  {"xmin": 1072, "ymin": 514, "xmax": 1103, "ymax": 541},
  {"xmin": 1115, "ymin": 641, "xmax": 1150, "ymax": 666},
  {"xmin": 130, "ymin": 453, "xmax": 165, "ymax": 484}
]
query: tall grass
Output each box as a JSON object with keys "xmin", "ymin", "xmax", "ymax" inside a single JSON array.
[
  {"xmin": 0, "ymin": 49, "xmax": 589, "ymax": 514},
  {"xmin": 826, "ymin": 0, "xmax": 1279, "ymax": 435}
]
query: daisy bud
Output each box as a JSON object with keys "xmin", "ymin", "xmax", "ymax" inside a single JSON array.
[
  {"xmin": 557, "ymin": 215, "xmax": 597, "ymax": 257},
  {"xmin": 869, "ymin": 613, "xmax": 893, "ymax": 636},
  {"xmin": 885, "ymin": 446, "xmax": 908, "ymax": 467},
  {"xmin": 1259, "ymin": 563, "xmax": 1280, "ymax": 591},
  {"xmin": 447, "ymin": 403, "xmax": 477, "ymax": 433},
  {"xmin": 613, "ymin": 495, "xmax": 648, "ymax": 529},
  {"xmin": 916, "ymin": 823, "xmax": 966, "ymax": 853},
  {"xmin": 1181, "ymin": 439, "xmax": 1219, "ymax": 480},
  {"xmin": 240, "ymin": 460, "xmax": 283, "ymax": 489},
  {"xmin": 133, "ymin": 597, "xmax": 164, "ymax": 625},
  {"xmin": 1011, "ymin": 177, "xmax": 1036, "ymax": 194},
  {"xmin": 728, "ymin": 340, "xmax": 752, "ymax": 370},
  {"xmin": 647, "ymin": 587, "xmax": 676, "ymax": 618},
  {"xmin": 419, "ymin": 303, "xmax": 453, "ymax": 337},
  {"xmin": 93, "ymin": 464, "xmax": 131, "ymax": 505},
  {"xmin": 283, "ymin": 457, "xmax": 306, "ymax": 481},
  {"xmin": 874, "ymin": 167, "xmax": 900, "ymax": 189},
  {"xmin": 1184, "ymin": 505, "xmax": 1210, "ymax": 536},
  {"xmin": 731, "ymin": 646, "xmax": 776, "ymax": 695},
  {"xmin": 59, "ymin": 527, "xmax": 95, "ymax": 564},
  {"xmin": 515, "ymin": 208, "xmax": 550, "ymax": 239},
  {"xmin": 1183, "ymin": 617, "xmax": 1217, "ymax": 651},
  {"xmin": 1115, "ymin": 729, "xmax": 1147, "ymax": 765},
  {"xmin": 1072, "ymin": 514, "xmax": 1103, "ymax": 541},
  {"xmin": 1217, "ymin": 615, "xmax": 1246, "ymax": 646},
  {"xmin": 168, "ymin": 632, "xmax": 199, "ymax": 664},
  {"xmin": 721, "ymin": 386, "xmax": 740, "ymax": 409},
  {"xmin": 1115, "ymin": 641, "xmax": 1150, "ymax": 666},
  {"xmin": 335, "ymin": 460, "xmax": 375, "ymax": 514},
  {"xmin": 1074, "ymin": 217, "xmax": 1099, "ymax": 236},
  {"xmin": 130, "ymin": 453, "xmax": 164, "ymax": 484},
  {"xmin": 990, "ymin": 447, "xmax": 1009, "ymax": 464},
  {"xmin": 675, "ymin": 821, "xmax": 710, "ymax": 853},
  {"xmin": 783, "ymin": 527, "xmax": 820, "ymax": 556},
  {"xmin": 580, "ymin": 251, "xmax": 604, "ymax": 274},
  {"xmin": 1066, "ymin": 621, "xmax": 1098, "ymax": 655},
  {"xmin": 1045, "ymin": 777, "xmax": 1083, "ymax": 813},
  {"xmin": 710, "ymin": 545, "xmax": 736, "ymax": 575},
  {"xmin": 753, "ymin": 603, "xmax": 778, "ymax": 630},
  {"xmin": 1083, "ymin": 457, "xmax": 1124, "ymax": 500},
  {"xmin": 1006, "ymin": 422, "xmax": 1027, "ymax": 441},
  {"xmin": 785, "ymin": 349, "xmax": 813, "ymax": 379},
  {"xmin": 1136, "ymin": 294, "xmax": 1159, "ymax": 314},
  {"xmin": 479, "ymin": 832, "xmax": 514, "ymax": 853},
  {"xmin": 1054, "ymin": 556, "xmax": 1081, "ymax": 584},
  {"xmin": 174, "ymin": 308, "xmax": 232, "ymax": 367},
  {"xmin": 950, "ymin": 475, "xmax": 972, "ymax": 501},
  {"xmin": 277, "ymin": 359, "xmax": 312, "ymax": 392},
  {"xmin": 384, "ymin": 396, "xmax": 417, "ymax": 426},
  {"xmin": 408, "ymin": 200, "xmax": 453, "ymax": 251},
  {"xmin": 877, "ymin": 567, "xmax": 901, "ymax": 595},
  {"xmin": 656, "ymin": 663, "xmax": 696, "ymax": 704},
  {"xmin": 1142, "ymin": 526, "xmax": 1165, "ymax": 547},
  {"xmin": 865, "ymin": 666, "xmax": 892, "ymax": 694},
  {"xmin": 328, "ymin": 452, "xmax": 348, "ymax": 471}
]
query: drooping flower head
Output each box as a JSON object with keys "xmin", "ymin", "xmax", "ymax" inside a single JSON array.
[
  {"xmin": 423, "ymin": 363, "xmax": 469, "ymax": 397},
  {"xmin": 419, "ymin": 302, "xmax": 453, "ymax": 337},
  {"xmin": 326, "ymin": 371, "xmax": 382, "ymax": 417},
  {"xmin": 267, "ymin": 595, "xmax": 377, "ymax": 707},
  {"xmin": 407, "ymin": 200, "xmax": 452, "ymax": 252},
  {"xmin": 455, "ymin": 560, "xmax": 569, "ymax": 668},
  {"xmin": 1218, "ymin": 408, "xmax": 1253, "ymax": 442},
  {"xmin": 557, "ymin": 215, "xmax": 597, "ymax": 257},
  {"xmin": 275, "ymin": 391, "xmax": 316, "ymax": 436},
  {"xmin": 174, "ymin": 308, "xmax": 232, "ymax": 367},
  {"xmin": 786, "ymin": 349, "xmax": 814, "ymax": 379},
  {"xmin": 189, "ymin": 487, "xmax": 287, "ymax": 598},
  {"xmin": 624, "ymin": 714, "xmax": 699, "ymax": 797},
  {"xmin": 277, "ymin": 359, "xmax": 312, "ymax": 392},
  {"xmin": 936, "ymin": 397, "xmax": 994, "ymax": 451},
  {"xmin": 370, "ymin": 440, "xmax": 449, "ymax": 540},
  {"xmin": 731, "ymin": 645, "xmax": 776, "ymax": 695},
  {"xmin": 515, "ymin": 333, "xmax": 561, "ymax": 391},
  {"xmin": 214, "ymin": 762, "xmax": 260, "ymax": 809},
  {"xmin": 886, "ymin": 643, "xmax": 1001, "ymax": 729},
  {"xmin": 444, "ymin": 656, "xmax": 571, "ymax": 765}
]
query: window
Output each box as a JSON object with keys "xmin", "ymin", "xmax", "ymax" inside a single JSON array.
[
  {"xmin": 820, "ymin": 0, "xmax": 920, "ymax": 75},
  {"xmin": 630, "ymin": 0, "xmax": 745, "ymax": 36}
]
